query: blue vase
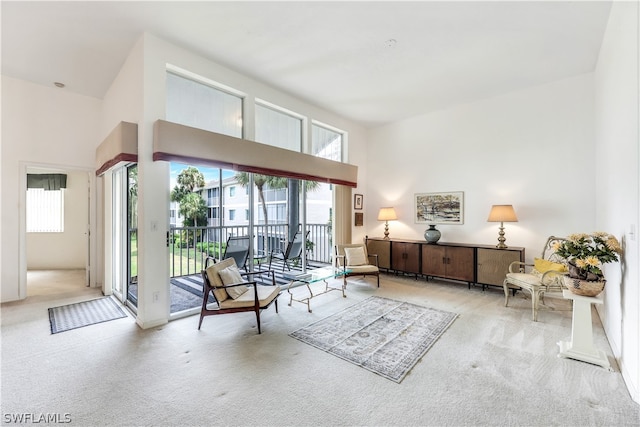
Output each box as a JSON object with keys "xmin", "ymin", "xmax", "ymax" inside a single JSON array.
[{"xmin": 424, "ymin": 225, "xmax": 441, "ymax": 244}]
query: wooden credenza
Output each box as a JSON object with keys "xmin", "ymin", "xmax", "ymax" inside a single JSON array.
[
  {"xmin": 366, "ymin": 237, "xmax": 524, "ymax": 289},
  {"xmin": 422, "ymin": 244, "xmax": 475, "ymax": 283},
  {"xmin": 391, "ymin": 241, "xmax": 421, "ymax": 275}
]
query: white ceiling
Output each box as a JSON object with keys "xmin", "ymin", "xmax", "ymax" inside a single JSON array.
[{"xmin": 1, "ymin": 1, "xmax": 612, "ymax": 128}]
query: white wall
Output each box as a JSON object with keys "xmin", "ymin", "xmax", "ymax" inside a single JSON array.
[
  {"xmin": 97, "ymin": 33, "xmax": 369, "ymax": 327},
  {"xmin": 365, "ymin": 73, "xmax": 596, "ymax": 258},
  {"xmin": 1, "ymin": 76, "xmax": 101, "ymax": 301},
  {"xmin": 26, "ymin": 169, "xmax": 89, "ymax": 269},
  {"xmin": 594, "ymin": 1, "xmax": 640, "ymax": 403}
]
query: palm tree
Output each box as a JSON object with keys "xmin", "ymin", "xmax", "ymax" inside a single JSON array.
[
  {"xmin": 171, "ymin": 166, "xmax": 205, "ymax": 203},
  {"xmin": 235, "ymin": 172, "xmax": 320, "ymax": 242},
  {"xmin": 179, "ymin": 192, "xmax": 207, "ymax": 227},
  {"xmin": 171, "ymin": 167, "xmax": 207, "ymax": 248},
  {"xmin": 235, "ymin": 173, "xmax": 287, "ymax": 226}
]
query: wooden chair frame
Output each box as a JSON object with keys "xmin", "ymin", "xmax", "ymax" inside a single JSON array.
[
  {"xmin": 199, "ymin": 257, "xmax": 280, "ymax": 334},
  {"xmin": 335, "ymin": 243, "xmax": 380, "ymax": 287}
]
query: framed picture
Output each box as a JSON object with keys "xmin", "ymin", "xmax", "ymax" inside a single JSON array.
[
  {"xmin": 414, "ymin": 192, "xmax": 464, "ymax": 224},
  {"xmin": 354, "ymin": 212, "xmax": 364, "ymax": 226},
  {"xmin": 354, "ymin": 194, "xmax": 363, "ymax": 210}
]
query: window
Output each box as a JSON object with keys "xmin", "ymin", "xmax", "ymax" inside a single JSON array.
[
  {"xmin": 26, "ymin": 188, "xmax": 64, "ymax": 232},
  {"xmin": 312, "ymin": 123, "xmax": 343, "ymax": 161},
  {"xmin": 229, "ymin": 209, "xmax": 236, "ymax": 221},
  {"xmin": 209, "ymin": 207, "xmax": 219, "ymax": 219},
  {"xmin": 245, "ymin": 209, "xmax": 249, "ymax": 221},
  {"xmin": 229, "ymin": 186, "xmax": 236, "ymax": 197},
  {"xmin": 255, "ymin": 103, "xmax": 303, "ymax": 152},
  {"xmin": 166, "ymin": 71, "xmax": 243, "ymax": 138}
]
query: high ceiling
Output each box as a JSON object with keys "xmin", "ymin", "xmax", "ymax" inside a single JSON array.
[{"xmin": 1, "ymin": 1, "xmax": 612, "ymax": 127}]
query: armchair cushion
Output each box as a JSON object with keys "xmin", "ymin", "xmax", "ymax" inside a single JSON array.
[
  {"xmin": 344, "ymin": 246, "xmax": 367, "ymax": 266},
  {"xmin": 218, "ymin": 265, "xmax": 248, "ymax": 300},
  {"xmin": 205, "ymin": 265, "xmax": 229, "ymax": 303},
  {"xmin": 347, "ymin": 265, "xmax": 379, "ymax": 274},
  {"xmin": 219, "ymin": 284, "xmax": 281, "ymax": 309}
]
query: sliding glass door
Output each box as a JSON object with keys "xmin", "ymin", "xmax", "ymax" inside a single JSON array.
[{"xmin": 111, "ymin": 165, "xmax": 138, "ymax": 310}]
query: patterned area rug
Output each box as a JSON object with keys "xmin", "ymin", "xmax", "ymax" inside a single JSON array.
[
  {"xmin": 48, "ymin": 297, "xmax": 127, "ymax": 334},
  {"xmin": 290, "ymin": 296, "xmax": 457, "ymax": 383}
]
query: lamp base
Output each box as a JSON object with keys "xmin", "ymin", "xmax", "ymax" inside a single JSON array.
[
  {"xmin": 383, "ymin": 222, "xmax": 390, "ymax": 239},
  {"xmin": 496, "ymin": 223, "xmax": 508, "ymax": 249}
]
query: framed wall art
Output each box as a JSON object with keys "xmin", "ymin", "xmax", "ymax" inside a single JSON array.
[
  {"xmin": 354, "ymin": 194, "xmax": 363, "ymax": 210},
  {"xmin": 414, "ymin": 191, "xmax": 464, "ymax": 224},
  {"xmin": 354, "ymin": 212, "xmax": 364, "ymax": 226}
]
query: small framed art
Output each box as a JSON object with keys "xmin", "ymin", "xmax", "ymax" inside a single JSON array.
[
  {"xmin": 354, "ymin": 194, "xmax": 363, "ymax": 210},
  {"xmin": 414, "ymin": 191, "xmax": 464, "ymax": 224},
  {"xmin": 355, "ymin": 212, "xmax": 364, "ymax": 226}
]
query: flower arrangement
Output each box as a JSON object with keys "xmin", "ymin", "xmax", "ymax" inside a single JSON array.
[{"xmin": 553, "ymin": 232, "xmax": 621, "ymax": 281}]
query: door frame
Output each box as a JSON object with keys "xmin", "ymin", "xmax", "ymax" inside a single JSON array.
[{"xmin": 18, "ymin": 161, "xmax": 97, "ymax": 299}]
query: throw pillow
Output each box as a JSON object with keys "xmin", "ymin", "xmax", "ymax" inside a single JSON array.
[
  {"xmin": 344, "ymin": 246, "xmax": 367, "ymax": 266},
  {"xmin": 218, "ymin": 265, "xmax": 248, "ymax": 300},
  {"xmin": 534, "ymin": 258, "xmax": 567, "ymax": 273}
]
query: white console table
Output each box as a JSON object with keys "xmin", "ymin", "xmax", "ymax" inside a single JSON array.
[{"xmin": 557, "ymin": 289, "xmax": 611, "ymax": 370}]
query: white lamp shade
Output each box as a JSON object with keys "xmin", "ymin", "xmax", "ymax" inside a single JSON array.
[
  {"xmin": 377, "ymin": 207, "xmax": 398, "ymax": 221},
  {"xmin": 487, "ymin": 205, "xmax": 518, "ymax": 222}
]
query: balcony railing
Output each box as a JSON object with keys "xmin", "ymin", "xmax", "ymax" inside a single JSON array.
[{"xmin": 167, "ymin": 223, "xmax": 332, "ymax": 278}]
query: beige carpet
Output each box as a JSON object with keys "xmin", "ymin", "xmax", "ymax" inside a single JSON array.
[{"xmin": 1, "ymin": 270, "xmax": 639, "ymax": 426}]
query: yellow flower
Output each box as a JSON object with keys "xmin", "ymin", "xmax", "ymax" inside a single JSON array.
[
  {"xmin": 575, "ymin": 259, "xmax": 588, "ymax": 268},
  {"xmin": 567, "ymin": 233, "xmax": 590, "ymax": 242},
  {"xmin": 606, "ymin": 237, "xmax": 622, "ymax": 253},
  {"xmin": 552, "ymin": 241, "xmax": 562, "ymax": 251},
  {"xmin": 585, "ymin": 256, "xmax": 601, "ymax": 267}
]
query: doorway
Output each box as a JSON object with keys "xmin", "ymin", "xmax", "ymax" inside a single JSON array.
[{"xmin": 24, "ymin": 165, "xmax": 92, "ymax": 297}]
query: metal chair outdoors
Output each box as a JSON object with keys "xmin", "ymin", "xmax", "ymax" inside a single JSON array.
[
  {"xmin": 199, "ymin": 257, "xmax": 280, "ymax": 334},
  {"xmin": 222, "ymin": 235, "xmax": 251, "ymax": 270},
  {"xmin": 503, "ymin": 236, "xmax": 568, "ymax": 321},
  {"xmin": 269, "ymin": 230, "xmax": 310, "ymax": 271},
  {"xmin": 335, "ymin": 243, "xmax": 380, "ymax": 287}
]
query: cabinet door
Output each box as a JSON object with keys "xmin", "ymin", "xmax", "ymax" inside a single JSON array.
[
  {"xmin": 477, "ymin": 248, "xmax": 521, "ymax": 286},
  {"xmin": 421, "ymin": 245, "xmax": 447, "ymax": 277},
  {"xmin": 404, "ymin": 243, "xmax": 421, "ymax": 273},
  {"xmin": 444, "ymin": 246, "xmax": 475, "ymax": 282},
  {"xmin": 391, "ymin": 242, "xmax": 420, "ymax": 274},
  {"xmin": 366, "ymin": 239, "xmax": 391, "ymax": 269}
]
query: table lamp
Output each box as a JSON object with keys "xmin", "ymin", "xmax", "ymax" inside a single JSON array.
[
  {"xmin": 377, "ymin": 207, "xmax": 397, "ymax": 240},
  {"xmin": 487, "ymin": 204, "xmax": 518, "ymax": 249}
]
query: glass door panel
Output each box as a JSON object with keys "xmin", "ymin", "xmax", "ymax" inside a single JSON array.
[{"xmin": 127, "ymin": 165, "xmax": 138, "ymax": 309}]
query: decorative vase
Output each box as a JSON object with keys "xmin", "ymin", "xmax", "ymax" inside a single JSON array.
[
  {"xmin": 424, "ymin": 225, "xmax": 441, "ymax": 244},
  {"xmin": 563, "ymin": 276, "xmax": 606, "ymax": 297}
]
